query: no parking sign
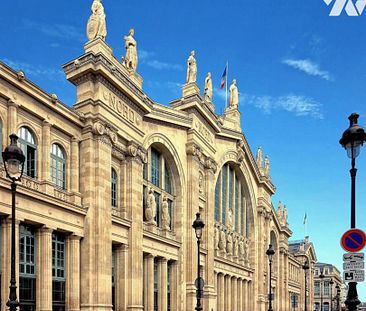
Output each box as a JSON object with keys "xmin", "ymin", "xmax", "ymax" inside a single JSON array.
[{"xmin": 341, "ymin": 229, "xmax": 366, "ymax": 253}]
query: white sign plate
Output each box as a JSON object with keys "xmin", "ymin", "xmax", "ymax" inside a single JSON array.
[
  {"xmin": 343, "ymin": 253, "xmax": 364, "ymax": 262},
  {"xmin": 343, "ymin": 269, "xmax": 365, "ymax": 282},
  {"xmin": 343, "ymin": 261, "xmax": 364, "ymax": 270}
]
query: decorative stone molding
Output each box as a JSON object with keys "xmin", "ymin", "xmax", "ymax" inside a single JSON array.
[
  {"xmin": 92, "ymin": 121, "xmax": 118, "ymax": 146},
  {"xmin": 126, "ymin": 141, "xmax": 147, "ymax": 164},
  {"xmin": 186, "ymin": 142, "xmax": 217, "ymax": 173}
]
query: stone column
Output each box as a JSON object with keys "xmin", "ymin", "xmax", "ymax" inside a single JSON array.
[
  {"xmin": 158, "ymin": 258, "xmax": 168, "ymax": 311},
  {"xmin": 231, "ymin": 276, "xmax": 237, "ymax": 311},
  {"xmin": 243, "ymin": 280, "xmax": 247, "ymax": 311},
  {"xmin": 79, "ymin": 132, "xmax": 113, "ymax": 311},
  {"xmin": 169, "ymin": 261, "xmax": 178, "ymax": 311},
  {"xmin": 7, "ymin": 100, "xmax": 19, "ymax": 136},
  {"xmin": 36, "ymin": 227, "xmax": 53, "ymax": 311},
  {"xmin": 218, "ymin": 274, "xmax": 225, "ymax": 311},
  {"xmin": 144, "ymin": 254, "xmax": 154, "ymax": 311},
  {"xmin": 1, "ymin": 219, "xmax": 19, "ymax": 311},
  {"xmin": 70, "ymin": 137, "xmax": 80, "ymax": 193},
  {"xmin": 41, "ymin": 121, "xmax": 51, "ymax": 182},
  {"xmin": 66, "ymin": 235, "xmax": 81, "ymax": 311},
  {"xmin": 125, "ymin": 144, "xmax": 145, "ymax": 311},
  {"xmin": 115, "ymin": 244, "xmax": 128, "ymax": 311},
  {"xmin": 203, "ymin": 161, "xmax": 217, "ymax": 311},
  {"xmin": 237, "ymin": 279, "xmax": 242, "ymax": 311},
  {"xmin": 225, "ymin": 275, "xmax": 231, "ymax": 310}
]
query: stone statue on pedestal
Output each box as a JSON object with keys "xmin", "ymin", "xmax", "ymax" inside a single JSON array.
[
  {"xmin": 233, "ymin": 235, "xmax": 239, "ymax": 257},
  {"xmin": 186, "ymin": 51, "xmax": 197, "ymax": 84},
  {"xmin": 161, "ymin": 196, "xmax": 170, "ymax": 230},
  {"xmin": 87, "ymin": 0, "xmax": 107, "ymax": 41},
  {"xmin": 226, "ymin": 233, "xmax": 233, "ymax": 255},
  {"xmin": 256, "ymin": 146, "xmax": 263, "ymax": 169},
  {"xmin": 264, "ymin": 155, "xmax": 270, "ymax": 176},
  {"xmin": 239, "ymin": 237, "xmax": 245, "ymax": 261},
  {"xmin": 145, "ymin": 188, "xmax": 156, "ymax": 224},
  {"xmin": 219, "ymin": 228, "xmax": 226, "ymax": 251},
  {"xmin": 214, "ymin": 225, "xmax": 220, "ymax": 250},
  {"xmin": 229, "ymin": 79, "xmax": 238, "ymax": 108},
  {"xmin": 123, "ymin": 28, "xmax": 138, "ymax": 71},
  {"xmin": 227, "ymin": 208, "xmax": 233, "ymax": 230},
  {"xmin": 204, "ymin": 72, "xmax": 213, "ymax": 102},
  {"xmin": 283, "ymin": 205, "xmax": 288, "ymax": 224}
]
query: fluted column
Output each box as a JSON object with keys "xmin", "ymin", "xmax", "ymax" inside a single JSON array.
[
  {"xmin": 41, "ymin": 121, "xmax": 51, "ymax": 181},
  {"xmin": 158, "ymin": 258, "xmax": 168, "ymax": 311},
  {"xmin": 1, "ymin": 219, "xmax": 19, "ymax": 311},
  {"xmin": 36, "ymin": 227, "xmax": 53, "ymax": 311},
  {"xmin": 231, "ymin": 276, "xmax": 237, "ymax": 311},
  {"xmin": 243, "ymin": 280, "xmax": 247, "ymax": 311},
  {"xmin": 219, "ymin": 274, "xmax": 225, "ymax": 311},
  {"xmin": 144, "ymin": 254, "xmax": 154, "ymax": 311},
  {"xmin": 66, "ymin": 235, "xmax": 81, "ymax": 311},
  {"xmin": 237, "ymin": 279, "xmax": 242, "ymax": 311},
  {"xmin": 115, "ymin": 244, "xmax": 128, "ymax": 311},
  {"xmin": 70, "ymin": 137, "xmax": 80, "ymax": 193},
  {"xmin": 169, "ymin": 261, "xmax": 178, "ymax": 311},
  {"xmin": 225, "ymin": 275, "xmax": 231, "ymax": 310}
]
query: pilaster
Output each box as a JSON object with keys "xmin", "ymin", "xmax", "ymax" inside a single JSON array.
[
  {"xmin": 41, "ymin": 121, "xmax": 51, "ymax": 182},
  {"xmin": 115, "ymin": 244, "xmax": 128, "ymax": 311},
  {"xmin": 144, "ymin": 254, "xmax": 154, "ymax": 311},
  {"xmin": 231, "ymin": 276, "xmax": 237, "ymax": 311},
  {"xmin": 219, "ymin": 274, "xmax": 224, "ymax": 311},
  {"xmin": 158, "ymin": 258, "xmax": 168, "ymax": 311},
  {"xmin": 66, "ymin": 235, "xmax": 81, "ymax": 311},
  {"xmin": 70, "ymin": 137, "xmax": 80, "ymax": 193},
  {"xmin": 36, "ymin": 227, "xmax": 53, "ymax": 311}
]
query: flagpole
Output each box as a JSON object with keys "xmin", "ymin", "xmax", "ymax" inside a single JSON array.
[{"xmin": 225, "ymin": 61, "xmax": 228, "ymax": 108}]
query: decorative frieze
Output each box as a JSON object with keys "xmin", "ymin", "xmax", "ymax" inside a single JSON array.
[
  {"xmin": 186, "ymin": 142, "xmax": 217, "ymax": 173},
  {"xmin": 92, "ymin": 120, "xmax": 118, "ymax": 146}
]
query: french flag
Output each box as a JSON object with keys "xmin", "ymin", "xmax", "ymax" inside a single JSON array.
[{"xmin": 220, "ymin": 65, "xmax": 227, "ymax": 89}]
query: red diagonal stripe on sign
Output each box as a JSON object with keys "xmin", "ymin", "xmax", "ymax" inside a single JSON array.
[{"xmin": 347, "ymin": 234, "xmax": 362, "ymax": 247}]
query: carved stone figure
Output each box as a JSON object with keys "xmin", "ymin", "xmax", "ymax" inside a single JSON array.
[
  {"xmin": 123, "ymin": 28, "xmax": 138, "ymax": 71},
  {"xmin": 283, "ymin": 205, "xmax": 288, "ymax": 224},
  {"xmin": 219, "ymin": 228, "xmax": 226, "ymax": 251},
  {"xmin": 214, "ymin": 225, "xmax": 220, "ymax": 250},
  {"xmin": 186, "ymin": 51, "xmax": 197, "ymax": 83},
  {"xmin": 145, "ymin": 187, "xmax": 156, "ymax": 224},
  {"xmin": 204, "ymin": 72, "xmax": 213, "ymax": 102},
  {"xmin": 244, "ymin": 238, "xmax": 250, "ymax": 263},
  {"xmin": 277, "ymin": 201, "xmax": 283, "ymax": 220},
  {"xmin": 229, "ymin": 79, "xmax": 238, "ymax": 108},
  {"xmin": 256, "ymin": 146, "xmax": 263, "ymax": 169},
  {"xmin": 239, "ymin": 238, "xmax": 245, "ymax": 260},
  {"xmin": 233, "ymin": 235, "xmax": 239, "ymax": 257},
  {"xmin": 226, "ymin": 233, "xmax": 233, "ymax": 255},
  {"xmin": 198, "ymin": 171, "xmax": 204, "ymax": 194},
  {"xmin": 87, "ymin": 0, "xmax": 107, "ymax": 41},
  {"xmin": 161, "ymin": 196, "xmax": 170, "ymax": 230},
  {"xmin": 264, "ymin": 155, "xmax": 270, "ymax": 176},
  {"xmin": 227, "ymin": 208, "xmax": 233, "ymax": 230}
]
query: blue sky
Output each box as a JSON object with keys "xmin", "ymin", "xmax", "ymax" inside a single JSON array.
[{"xmin": 2, "ymin": 0, "xmax": 366, "ymax": 300}]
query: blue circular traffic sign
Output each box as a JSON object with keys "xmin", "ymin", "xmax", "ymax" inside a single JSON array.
[{"xmin": 341, "ymin": 229, "xmax": 366, "ymax": 253}]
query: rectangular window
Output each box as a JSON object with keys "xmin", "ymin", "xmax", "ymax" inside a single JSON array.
[
  {"xmin": 323, "ymin": 281, "xmax": 330, "ymax": 296},
  {"xmin": 164, "ymin": 163, "xmax": 172, "ymax": 194},
  {"xmin": 151, "ymin": 148, "xmax": 160, "ymax": 187},
  {"xmin": 52, "ymin": 233, "xmax": 66, "ymax": 311},
  {"xmin": 314, "ymin": 281, "xmax": 320, "ymax": 296},
  {"xmin": 228, "ymin": 168, "xmax": 234, "ymax": 214},
  {"xmin": 214, "ymin": 172, "xmax": 221, "ymax": 221},
  {"xmin": 19, "ymin": 225, "xmax": 36, "ymax": 311},
  {"xmin": 221, "ymin": 166, "xmax": 227, "ymax": 224},
  {"xmin": 26, "ymin": 146, "xmax": 36, "ymax": 178},
  {"xmin": 235, "ymin": 176, "xmax": 239, "ymax": 231},
  {"xmin": 168, "ymin": 199, "xmax": 173, "ymax": 230}
]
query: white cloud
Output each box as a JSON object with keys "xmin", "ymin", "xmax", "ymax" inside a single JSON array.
[
  {"xmin": 139, "ymin": 49, "xmax": 183, "ymax": 71},
  {"xmin": 282, "ymin": 59, "xmax": 332, "ymax": 81},
  {"xmin": 2, "ymin": 58, "xmax": 65, "ymax": 82},
  {"xmin": 23, "ymin": 19, "xmax": 84, "ymax": 42},
  {"xmin": 243, "ymin": 93, "xmax": 323, "ymax": 119}
]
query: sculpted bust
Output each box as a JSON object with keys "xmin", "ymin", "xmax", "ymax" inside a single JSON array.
[
  {"xmin": 186, "ymin": 51, "xmax": 197, "ymax": 84},
  {"xmin": 87, "ymin": 0, "xmax": 107, "ymax": 41}
]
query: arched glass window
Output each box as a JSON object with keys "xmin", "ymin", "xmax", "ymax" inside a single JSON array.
[
  {"xmin": 214, "ymin": 163, "xmax": 250, "ymax": 237},
  {"xmin": 143, "ymin": 146, "xmax": 174, "ymax": 229},
  {"xmin": 111, "ymin": 168, "xmax": 117, "ymax": 208},
  {"xmin": 18, "ymin": 127, "xmax": 37, "ymax": 178},
  {"xmin": 51, "ymin": 144, "xmax": 66, "ymax": 189}
]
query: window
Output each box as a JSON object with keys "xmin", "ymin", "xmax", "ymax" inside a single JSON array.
[
  {"xmin": 111, "ymin": 168, "xmax": 117, "ymax": 207},
  {"xmin": 52, "ymin": 233, "xmax": 66, "ymax": 311},
  {"xmin": 19, "ymin": 225, "xmax": 36, "ymax": 311},
  {"xmin": 51, "ymin": 144, "xmax": 66, "ymax": 189},
  {"xmin": 323, "ymin": 281, "xmax": 330, "ymax": 296},
  {"xmin": 0, "ymin": 120, "xmax": 3, "ymax": 163},
  {"xmin": 143, "ymin": 147, "xmax": 174, "ymax": 230},
  {"xmin": 314, "ymin": 281, "xmax": 320, "ymax": 296},
  {"xmin": 323, "ymin": 303, "xmax": 329, "ymax": 311},
  {"xmin": 18, "ymin": 127, "xmax": 37, "ymax": 178},
  {"xmin": 214, "ymin": 163, "xmax": 250, "ymax": 236}
]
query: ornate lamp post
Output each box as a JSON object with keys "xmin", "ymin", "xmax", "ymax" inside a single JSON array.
[
  {"xmin": 335, "ymin": 285, "xmax": 340, "ymax": 311},
  {"xmin": 339, "ymin": 113, "xmax": 366, "ymax": 311},
  {"xmin": 329, "ymin": 279, "xmax": 334, "ymax": 311},
  {"xmin": 2, "ymin": 134, "xmax": 25, "ymax": 311},
  {"xmin": 319, "ymin": 268, "xmax": 325, "ymax": 311},
  {"xmin": 192, "ymin": 213, "xmax": 205, "ymax": 311},
  {"xmin": 266, "ymin": 244, "xmax": 275, "ymax": 311},
  {"xmin": 302, "ymin": 258, "xmax": 310, "ymax": 311}
]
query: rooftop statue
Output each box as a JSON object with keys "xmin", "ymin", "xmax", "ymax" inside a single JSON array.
[
  {"xmin": 123, "ymin": 28, "xmax": 138, "ymax": 71},
  {"xmin": 264, "ymin": 155, "xmax": 270, "ymax": 177},
  {"xmin": 229, "ymin": 79, "xmax": 238, "ymax": 108},
  {"xmin": 186, "ymin": 51, "xmax": 197, "ymax": 84},
  {"xmin": 256, "ymin": 146, "xmax": 263, "ymax": 169},
  {"xmin": 86, "ymin": 0, "xmax": 107, "ymax": 41},
  {"xmin": 204, "ymin": 72, "xmax": 213, "ymax": 102}
]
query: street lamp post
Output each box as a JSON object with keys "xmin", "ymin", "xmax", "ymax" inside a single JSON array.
[
  {"xmin": 2, "ymin": 134, "xmax": 25, "ymax": 311},
  {"xmin": 266, "ymin": 244, "xmax": 275, "ymax": 311},
  {"xmin": 302, "ymin": 259, "xmax": 310, "ymax": 311},
  {"xmin": 329, "ymin": 279, "xmax": 334, "ymax": 311},
  {"xmin": 339, "ymin": 113, "xmax": 366, "ymax": 311},
  {"xmin": 319, "ymin": 268, "xmax": 325, "ymax": 311},
  {"xmin": 192, "ymin": 213, "xmax": 205, "ymax": 311}
]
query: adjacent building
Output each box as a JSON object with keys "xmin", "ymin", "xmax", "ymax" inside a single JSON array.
[{"xmin": 0, "ymin": 2, "xmax": 317, "ymax": 311}]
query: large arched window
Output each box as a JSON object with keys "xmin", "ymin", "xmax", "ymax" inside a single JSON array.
[
  {"xmin": 18, "ymin": 127, "xmax": 37, "ymax": 178},
  {"xmin": 143, "ymin": 146, "xmax": 174, "ymax": 230},
  {"xmin": 111, "ymin": 168, "xmax": 117, "ymax": 208},
  {"xmin": 51, "ymin": 143, "xmax": 66, "ymax": 189},
  {"xmin": 214, "ymin": 163, "xmax": 250, "ymax": 237}
]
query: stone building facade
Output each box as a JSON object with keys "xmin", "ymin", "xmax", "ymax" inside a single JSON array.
[{"xmin": 0, "ymin": 4, "xmax": 316, "ymax": 310}]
